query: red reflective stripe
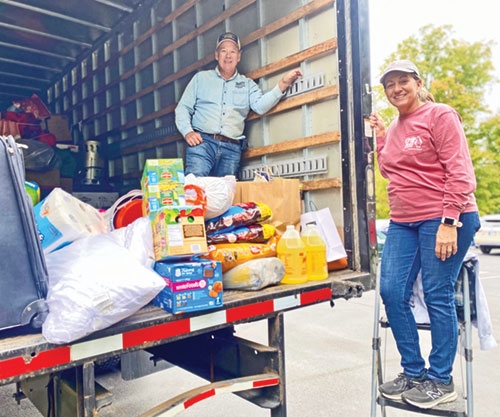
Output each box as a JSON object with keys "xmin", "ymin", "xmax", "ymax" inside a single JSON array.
[
  {"xmin": 253, "ymin": 377, "xmax": 279, "ymax": 388},
  {"xmin": 369, "ymin": 217, "xmax": 377, "ymax": 248},
  {"xmin": 300, "ymin": 288, "xmax": 332, "ymax": 306},
  {"xmin": 0, "ymin": 346, "xmax": 71, "ymax": 380},
  {"xmin": 226, "ymin": 300, "xmax": 274, "ymax": 323},
  {"xmin": 122, "ymin": 319, "xmax": 190, "ymax": 349},
  {"xmin": 184, "ymin": 388, "xmax": 216, "ymax": 409}
]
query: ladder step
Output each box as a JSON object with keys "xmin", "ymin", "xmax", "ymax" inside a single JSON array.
[
  {"xmin": 379, "ymin": 318, "xmax": 431, "ymax": 331},
  {"xmin": 377, "ymin": 395, "xmax": 467, "ymax": 416}
]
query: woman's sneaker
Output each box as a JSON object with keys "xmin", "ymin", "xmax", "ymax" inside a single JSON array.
[
  {"xmin": 379, "ymin": 373, "xmax": 425, "ymax": 400},
  {"xmin": 402, "ymin": 378, "xmax": 457, "ymax": 409}
]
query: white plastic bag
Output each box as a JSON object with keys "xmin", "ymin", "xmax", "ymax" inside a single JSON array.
[
  {"xmin": 223, "ymin": 257, "xmax": 285, "ymax": 290},
  {"xmin": 300, "ymin": 208, "xmax": 347, "ymax": 262},
  {"xmin": 42, "ymin": 233, "xmax": 165, "ymax": 344},
  {"xmin": 185, "ymin": 174, "xmax": 236, "ymax": 219},
  {"xmin": 108, "ymin": 217, "xmax": 155, "ymax": 268}
]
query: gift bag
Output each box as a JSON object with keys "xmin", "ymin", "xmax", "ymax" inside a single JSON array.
[
  {"xmin": 300, "ymin": 207, "xmax": 347, "ymax": 262},
  {"xmin": 234, "ymin": 178, "xmax": 301, "ymax": 234}
]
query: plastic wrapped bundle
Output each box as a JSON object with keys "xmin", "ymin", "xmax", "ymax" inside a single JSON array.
[{"xmin": 223, "ymin": 258, "xmax": 285, "ymax": 290}]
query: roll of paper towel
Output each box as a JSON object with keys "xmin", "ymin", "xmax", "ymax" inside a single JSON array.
[{"xmin": 34, "ymin": 188, "xmax": 108, "ymax": 253}]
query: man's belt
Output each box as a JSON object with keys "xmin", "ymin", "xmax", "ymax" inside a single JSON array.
[{"xmin": 197, "ymin": 131, "xmax": 241, "ymax": 145}]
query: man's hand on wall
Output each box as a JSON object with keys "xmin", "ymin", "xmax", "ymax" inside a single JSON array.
[{"xmin": 279, "ymin": 68, "xmax": 304, "ymax": 92}]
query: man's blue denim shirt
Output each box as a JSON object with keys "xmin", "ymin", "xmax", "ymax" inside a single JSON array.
[{"xmin": 175, "ymin": 67, "xmax": 284, "ymax": 140}]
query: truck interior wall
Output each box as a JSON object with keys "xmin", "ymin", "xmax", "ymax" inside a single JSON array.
[
  {"xmin": 35, "ymin": 0, "xmax": 373, "ymax": 269},
  {"xmin": 244, "ymin": 4, "xmax": 343, "ymax": 228}
]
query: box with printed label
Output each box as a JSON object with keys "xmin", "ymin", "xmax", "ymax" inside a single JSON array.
[
  {"xmin": 142, "ymin": 182, "xmax": 186, "ymax": 217},
  {"xmin": 141, "ymin": 159, "xmax": 186, "ymax": 216},
  {"xmin": 151, "ymin": 205, "xmax": 208, "ymax": 261},
  {"xmin": 153, "ymin": 260, "xmax": 223, "ymax": 314}
]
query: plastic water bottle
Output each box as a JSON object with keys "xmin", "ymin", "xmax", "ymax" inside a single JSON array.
[
  {"xmin": 302, "ymin": 224, "xmax": 328, "ymax": 280},
  {"xmin": 277, "ymin": 225, "xmax": 307, "ymax": 284}
]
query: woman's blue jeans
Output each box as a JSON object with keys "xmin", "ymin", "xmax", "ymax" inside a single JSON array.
[
  {"xmin": 185, "ymin": 134, "xmax": 241, "ymax": 177},
  {"xmin": 380, "ymin": 212, "xmax": 480, "ymax": 383}
]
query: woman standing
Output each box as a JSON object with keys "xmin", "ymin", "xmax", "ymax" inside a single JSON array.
[{"xmin": 370, "ymin": 60, "xmax": 480, "ymax": 409}]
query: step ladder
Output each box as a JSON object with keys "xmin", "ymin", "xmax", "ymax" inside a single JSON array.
[{"xmin": 370, "ymin": 258, "xmax": 476, "ymax": 417}]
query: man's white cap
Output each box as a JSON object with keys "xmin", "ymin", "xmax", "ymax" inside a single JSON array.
[
  {"xmin": 216, "ymin": 32, "xmax": 241, "ymax": 50},
  {"xmin": 379, "ymin": 60, "xmax": 420, "ymax": 85}
]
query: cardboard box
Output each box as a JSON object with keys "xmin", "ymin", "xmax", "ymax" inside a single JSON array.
[
  {"xmin": 60, "ymin": 177, "xmax": 73, "ymax": 193},
  {"xmin": 45, "ymin": 114, "xmax": 72, "ymax": 143},
  {"xmin": 153, "ymin": 260, "xmax": 223, "ymax": 314},
  {"xmin": 142, "ymin": 183, "xmax": 186, "ymax": 216},
  {"xmin": 141, "ymin": 158, "xmax": 185, "ymax": 186},
  {"xmin": 141, "ymin": 159, "xmax": 185, "ymax": 216},
  {"xmin": 151, "ymin": 205, "xmax": 207, "ymax": 261},
  {"xmin": 25, "ymin": 169, "xmax": 60, "ymax": 188},
  {"xmin": 72, "ymin": 192, "xmax": 119, "ymax": 209}
]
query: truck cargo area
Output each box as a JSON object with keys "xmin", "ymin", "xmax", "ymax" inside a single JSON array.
[{"xmin": 0, "ymin": 0, "xmax": 375, "ymax": 415}]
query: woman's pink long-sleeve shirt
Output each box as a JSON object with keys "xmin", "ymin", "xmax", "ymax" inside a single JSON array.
[{"xmin": 377, "ymin": 102, "xmax": 478, "ymax": 222}]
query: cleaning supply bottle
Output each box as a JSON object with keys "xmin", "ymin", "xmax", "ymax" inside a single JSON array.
[
  {"xmin": 277, "ymin": 225, "xmax": 307, "ymax": 284},
  {"xmin": 302, "ymin": 224, "xmax": 328, "ymax": 280}
]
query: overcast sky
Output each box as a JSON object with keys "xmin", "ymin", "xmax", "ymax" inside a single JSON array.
[{"xmin": 368, "ymin": 0, "xmax": 500, "ymax": 113}]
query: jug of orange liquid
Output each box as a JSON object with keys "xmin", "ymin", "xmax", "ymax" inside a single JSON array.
[
  {"xmin": 277, "ymin": 225, "xmax": 307, "ymax": 284},
  {"xmin": 301, "ymin": 224, "xmax": 328, "ymax": 280}
]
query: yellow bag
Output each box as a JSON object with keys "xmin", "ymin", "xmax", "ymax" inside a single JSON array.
[{"xmin": 201, "ymin": 238, "xmax": 277, "ymax": 272}]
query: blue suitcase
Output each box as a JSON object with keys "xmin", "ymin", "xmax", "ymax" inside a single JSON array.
[{"xmin": 0, "ymin": 135, "xmax": 48, "ymax": 330}]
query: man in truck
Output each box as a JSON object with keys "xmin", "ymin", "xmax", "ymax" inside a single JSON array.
[{"xmin": 175, "ymin": 32, "xmax": 303, "ymax": 177}]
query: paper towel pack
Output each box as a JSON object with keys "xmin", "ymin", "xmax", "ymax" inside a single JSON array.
[{"xmin": 34, "ymin": 188, "xmax": 108, "ymax": 253}]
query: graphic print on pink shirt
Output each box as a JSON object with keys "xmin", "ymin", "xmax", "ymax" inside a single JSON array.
[{"xmin": 403, "ymin": 136, "xmax": 423, "ymax": 151}]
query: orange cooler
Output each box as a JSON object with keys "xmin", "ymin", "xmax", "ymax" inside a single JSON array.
[
  {"xmin": 277, "ymin": 225, "xmax": 307, "ymax": 284},
  {"xmin": 301, "ymin": 224, "xmax": 328, "ymax": 280}
]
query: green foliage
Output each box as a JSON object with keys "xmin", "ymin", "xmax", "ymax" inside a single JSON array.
[
  {"xmin": 374, "ymin": 157, "xmax": 390, "ymax": 219},
  {"xmin": 374, "ymin": 25, "xmax": 500, "ymax": 218},
  {"xmin": 468, "ymin": 116, "xmax": 500, "ymax": 215}
]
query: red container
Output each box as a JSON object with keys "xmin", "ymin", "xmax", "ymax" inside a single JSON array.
[
  {"xmin": 114, "ymin": 199, "xmax": 144, "ymax": 229},
  {"xmin": 38, "ymin": 133, "xmax": 56, "ymax": 147}
]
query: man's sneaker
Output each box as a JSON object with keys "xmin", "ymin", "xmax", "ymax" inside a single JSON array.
[
  {"xmin": 402, "ymin": 378, "xmax": 458, "ymax": 409},
  {"xmin": 379, "ymin": 373, "xmax": 425, "ymax": 400}
]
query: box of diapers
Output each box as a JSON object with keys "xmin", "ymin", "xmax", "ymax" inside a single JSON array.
[{"xmin": 34, "ymin": 188, "xmax": 108, "ymax": 254}]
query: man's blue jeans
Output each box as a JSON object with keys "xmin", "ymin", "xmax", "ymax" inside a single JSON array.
[
  {"xmin": 380, "ymin": 212, "xmax": 480, "ymax": 383},
  {"xmin": 185, "ymin": 134, "xmax": 241, "ymax": 177}
]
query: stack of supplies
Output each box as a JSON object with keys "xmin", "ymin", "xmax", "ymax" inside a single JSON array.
[
  {"xmin": 141, "ymin": 159, "xmax": 216, "ymax": 314},
  {"xmin": 141, "ymin": 159, "xmax": 208, "ymax": 261},
  {"xmin": 201, "ymin": 202, "xmax": 285, "ymax": 291}
]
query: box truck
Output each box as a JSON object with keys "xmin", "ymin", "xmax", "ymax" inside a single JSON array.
[{"xmin": 0, "ymin": 0, "xmax": 376, "ymax": 415}]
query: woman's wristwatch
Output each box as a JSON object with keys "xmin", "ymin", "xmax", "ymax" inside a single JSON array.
[{"xmin": 441, "ymin": 216, "xmax": 463, "ymax": 227}]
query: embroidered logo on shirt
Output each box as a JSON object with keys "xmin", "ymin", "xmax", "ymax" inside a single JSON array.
[
  {"xmin": 235, "ymin": 82, "xmax": 245, "ymax": 88},
  {"xmin": 403, "ymin": 136, "xmax": 423, "ymax": 151}
]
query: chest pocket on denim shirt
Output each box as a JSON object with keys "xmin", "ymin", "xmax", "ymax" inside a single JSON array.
[{"xmin": 232, "ymin": 88, "xmax": 248, "ymax": 108}]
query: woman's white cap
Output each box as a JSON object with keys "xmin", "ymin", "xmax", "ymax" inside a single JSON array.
[{"xmin": 379, "ymin": 60, "xmax": 420, "ymax": 85}]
